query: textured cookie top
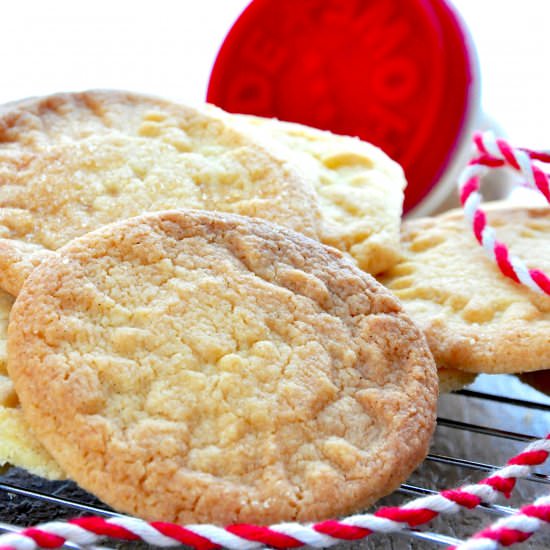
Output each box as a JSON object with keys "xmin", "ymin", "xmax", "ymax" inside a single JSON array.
[
  {"xmin": 0, "ymin": 91, "xmax": 321, "ymax": 294},
  {"xmin": 381, "ymin": 206, "xmax": 550, "ymax": 373},
  {"xmin": 213, "ymin": 109, "xmax": 406, "ymax": 275},
  {"xmin": 8, "ymin": 210, "xmax": 437, "ymax": 524},
  {"xmin": 0, "ymin": 90, "xmax": 267, "ymax": 150}
]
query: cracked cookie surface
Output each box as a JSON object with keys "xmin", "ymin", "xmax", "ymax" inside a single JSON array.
[
  {"xmin": 380, "ymin": 206, "xmax": 550, "ymax": 373},
  {"xmin": 0, "ymin": 90, "xmax": 321, "ymax": 295},
  {"xmin": 8, "ymin": 209, "xmax": 437, "ymax": 524}
]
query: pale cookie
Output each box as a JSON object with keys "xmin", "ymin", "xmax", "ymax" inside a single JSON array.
[
  {"xmin": 0, "ymin": 240, "xmax": 55, "ymax": 297},
  {"xmin": 380, "ymin": 206, "xmax": 550, "ymax": 373},
  {"xmin": 209, "ymin": 108, "xmax": 406, "ymax": 275},
  {"xmin": 1, "ymin": 289, "xmax": 61, "ymax": 478},
  {"xmin": 437, "ymin": 368, "xmax": 476, "ymax": 394},
  {"xmin": 9, "ymin": 209, "xmax": 437, "ymax": 524},
  {"xmin": 0, "ymin": 90, "xmax": 322, "ymax": 295},
  {"xmin": 0, "ymin": 401, "xmax": 63, "ymax": 480}
]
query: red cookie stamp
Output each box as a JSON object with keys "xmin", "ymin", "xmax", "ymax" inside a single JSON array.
[{"xmin": 208, "ymin": 0, "xmax": 479, "ymax": 214}]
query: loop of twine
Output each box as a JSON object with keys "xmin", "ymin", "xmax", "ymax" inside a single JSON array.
[{"xmin": 458, "ymin": 131, "xmax": 550, "ymax": 295}]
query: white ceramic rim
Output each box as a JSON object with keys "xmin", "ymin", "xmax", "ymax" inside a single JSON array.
[{"xmin": 405, "ymin": 0, "xmax": 482, "ymax": 219}]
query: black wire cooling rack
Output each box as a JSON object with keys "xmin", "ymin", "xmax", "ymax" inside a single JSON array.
[{"xmin": 1, "ymin": 373, "xmax": 549, "ymax": 549}]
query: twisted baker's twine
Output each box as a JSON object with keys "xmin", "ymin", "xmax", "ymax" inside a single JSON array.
[
  {"xmin": 452, "ymin": 494, "xmax": 550, "ymax": 550},
  {"xmin": 0, "ymin": 435, "xmax": 549, "ymax": 550},
  {"xmin": 458, "ymin": 131, "xmax": 550, "ymax": 295}
]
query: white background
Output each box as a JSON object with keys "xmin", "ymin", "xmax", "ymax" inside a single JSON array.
[{"xmin": 0, "ymin": 0, "xmax": 548, "ymax": 147}]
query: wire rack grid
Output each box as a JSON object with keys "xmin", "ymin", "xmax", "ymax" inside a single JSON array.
[{"xmin": 0, "ymin": 373, "xmax": 549, "ymax": 549}]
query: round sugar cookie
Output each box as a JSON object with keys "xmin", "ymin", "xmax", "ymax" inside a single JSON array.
[
  {"xmin": 207, "ymin": 107, "xmax": 407, "ymax": 275},
  {"xmin": 8, "ymin": 209, "xmax": 437, "ymax": 524},
  {"xmin": 380, "ymin": 206, "xmax": 550, "ymax": 373},
  {"xmin": 0, "ymin": 90, "xmax": 321, "ymax": 295}
]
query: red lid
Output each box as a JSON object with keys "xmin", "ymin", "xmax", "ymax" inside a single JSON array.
[{"xmin": 207, "ymin": 0, "xmax": 477, "ymax": 213}]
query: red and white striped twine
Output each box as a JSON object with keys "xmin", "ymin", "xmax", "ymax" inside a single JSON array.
[
  {"xmin": 452, "ymin": 493, "xmax": 550, "ymax": 550},
  {"xmin": 458, "ymin": 131, "xmax": 550, "ymax": 295},
  {"xmin": 0, "ymin": 434, "xmax": 549, "ymax": 550}
]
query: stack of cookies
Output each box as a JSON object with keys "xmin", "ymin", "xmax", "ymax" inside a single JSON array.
[{"xmin": 0, "ymin": 90, "xmax": 546, "ymax": 525}]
